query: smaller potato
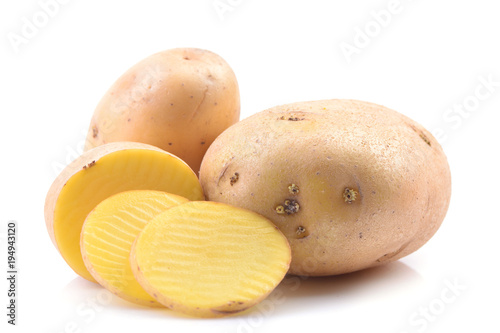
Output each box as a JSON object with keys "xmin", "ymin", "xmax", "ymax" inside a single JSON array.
[
  {"xmin": 81, "ymin": 190, "xmax": 188, "ymax": 306},
  {"xmin": 130, "ymin": 201, "xmax": 291, "ymax": 318},
  {"xmin": 85, "ymin": 48, "xmax": 240, "ymax": 175}
]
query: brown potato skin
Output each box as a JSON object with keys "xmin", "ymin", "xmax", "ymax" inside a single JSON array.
[
  {"xmin": 199, "ymin": 99, "xmax": 452, "ymax": 276},
  {"xmin": 84, "ymin": 48, "xmax": 240, "ymax": 175}
]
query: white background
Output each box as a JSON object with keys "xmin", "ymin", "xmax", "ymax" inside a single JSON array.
[{"xmin": 1, "ymin": 0, "xmax": 499, "ymax": 332}]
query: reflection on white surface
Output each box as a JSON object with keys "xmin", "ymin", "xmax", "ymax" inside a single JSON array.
[{"xmin": 44, "ymin": 261, "xmax": 427, "ymax": 333}]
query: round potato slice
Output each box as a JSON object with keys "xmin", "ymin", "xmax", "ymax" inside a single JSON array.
[
  {"xmin": 81, "ymin": 190, "xmax": 188, "ymax": 306},
  {"xmin": 130, "ymin": 201, "xmax": 291, "ymax": 318},
  {"xmin": 45, "ymin": 142, "xmax": 204, "ymax": 282}
]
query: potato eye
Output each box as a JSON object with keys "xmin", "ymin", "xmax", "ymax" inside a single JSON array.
[{"xmin": 343, "ymin": 188, "xmax": 358, "ymax": 203}]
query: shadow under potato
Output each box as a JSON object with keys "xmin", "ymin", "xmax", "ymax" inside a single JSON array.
[
  {"xmin": 285, "ymin": 260, "xmax": 421, "ymax": 294},
  {"xmin": 241, "ymin": 260, "xmax": 425, "ymax": 317},
  {"xmin": 58, "ymin": 260, "xmax": 423, "ymax": 320}
]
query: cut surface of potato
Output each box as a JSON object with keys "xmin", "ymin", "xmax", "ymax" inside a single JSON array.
[
  {"xmin": 130, "ymin": 201, "xmax": 291, "ymax": 318},
  {"xmin": 81, "ymin": 190, "xmax": 188, "ymax": 306},
  {"xmin": 45, "ymin": 142, "xmax": 204, "ymax": 282}
]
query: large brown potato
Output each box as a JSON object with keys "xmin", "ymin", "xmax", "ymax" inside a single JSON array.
[
  {"xmin": 199, "ymin": 99, "xmax": 451, "ymax": 276},
  {"xmin": 84, "ymin": 48, "xmax": 240, "ymax": 175}
]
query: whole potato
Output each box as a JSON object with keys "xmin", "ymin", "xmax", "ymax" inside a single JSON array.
[
  {"xmin": 85, "ymin": 48, "xmax": 240, "ymax": 175},
  {"xmin": 199, "ymin": 99, "xmax": 451, "ymax": 276}
]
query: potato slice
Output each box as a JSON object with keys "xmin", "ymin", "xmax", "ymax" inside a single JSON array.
[
  {"xmin": 45, "ymin": 142, "xmax": 204, "ymax": 282},
  {"xmin": 130, "ymin": 201, "xmax": 291, "ymax": 318},
  {"xmin": 81, "ymin": 190, "xmax": 188, "ymax": 306}
]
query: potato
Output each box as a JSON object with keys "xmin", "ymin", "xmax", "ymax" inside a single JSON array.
[
  {"xmin": 45, "ymin": 142, "xmax": 204, "ymax": 282},
  {"xmin": 81, "ymin": 190, "xmax": 188, "ymax": 306},
  {"xmin": 130, "ymin": 201, "xmax": 291, "ymax": 318},
  {"xmin": 84, "ymin": 47, "xmax": 240, "ymax": 175},
  {"xmin": 199, "ymin": 99, "xmax": 452, "ymax": 276}
]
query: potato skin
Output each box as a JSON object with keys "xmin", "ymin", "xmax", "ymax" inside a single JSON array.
[
  {"xmin": 199, "ymin": 99, "xmax": 451, "ymax": 276},
  {"xmin": 85, "ymin": 48, "xmax": 240, "ymax": 175}
]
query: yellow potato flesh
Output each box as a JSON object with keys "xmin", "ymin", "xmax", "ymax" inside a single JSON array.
[
  {"xmin": 81, "ymin": 190, "xmax": 188, "ymax": 306},
  {"xmin": 48, "ymin": 144, "xmax": 204, "ymax": 282},
  {"xmin": 130, "ymin": 201, "xmax": 291, "ymax": 318}
]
